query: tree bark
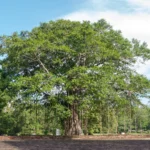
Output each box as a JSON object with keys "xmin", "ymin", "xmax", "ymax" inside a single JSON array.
[{"xmin": 65, "ymin": 103, "xmax": 82, "ymax": 136}]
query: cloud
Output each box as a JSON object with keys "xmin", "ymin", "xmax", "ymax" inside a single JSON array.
[
  {"xmin": 62, "ymin": 0, "xmax": 150, "ymax": 79},
  {"xmin": 64, "ymin": 11, "xmax": 150, "ymax": 46},
  {"xmin": 127, "ymin": 0, "xmax": 150, "ymax": 10},
  {"xmin": 134, "ymin": 59, "xmax": 150, "ymax": 79}
]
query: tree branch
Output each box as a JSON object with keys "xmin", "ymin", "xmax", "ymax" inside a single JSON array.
[{"xmin": 34, "ymin": 52, "xmax": 49, "ymax": 74}]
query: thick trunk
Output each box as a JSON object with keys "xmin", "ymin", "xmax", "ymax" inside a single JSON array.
[{"xmin": 65, "ymin": 104, "xmax": 82, "ymax": 136}]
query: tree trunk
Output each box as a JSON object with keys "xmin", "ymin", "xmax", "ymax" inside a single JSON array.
[
  {"xmin": 107, "ymin": 106, "xmax": 109, "ymax": 134},
  {"xmin": 65, "ymin": 103, "xmax": 82, "ymax": 136},
  {"xmin": 124, "ymin": 109, "xmax": 126, "ymax": 132}
]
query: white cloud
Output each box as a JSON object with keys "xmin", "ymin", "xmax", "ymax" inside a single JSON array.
[
  {"xmin": 62, "ymin": 0, "xmax": 150, "ymax": 79},
  {"xmin": 135, "ymin": 59, "xmax": 150, "ymax": 78},
  {"xmin": 89, "ymin": 0, "xmax": 104, "ymax": 4},
  {"xmin": 127, "ymin": 0, "xmax": 150, "ymax": 9},
  {"xmin": 64, "ymin": 11, "xmax": 150, "ymax": 46}
]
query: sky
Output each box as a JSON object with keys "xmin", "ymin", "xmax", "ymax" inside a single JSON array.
[{"xmin": 0, "ymin": 0, "xmax": 150, "ymax": 104}]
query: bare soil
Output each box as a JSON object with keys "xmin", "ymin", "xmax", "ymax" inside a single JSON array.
[{"xmin": 0, "ymin": 136, "xmax": 150, "ymax": 150}]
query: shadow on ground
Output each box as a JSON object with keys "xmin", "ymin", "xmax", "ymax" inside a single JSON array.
[{"xmin": 1, "ymin": 140, "xmax": 150, "ymax": 150}]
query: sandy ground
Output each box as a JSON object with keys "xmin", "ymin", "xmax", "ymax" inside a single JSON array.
[{"xmin": 0, "ymin": 139, "xmax": 150, "ymax": 150}]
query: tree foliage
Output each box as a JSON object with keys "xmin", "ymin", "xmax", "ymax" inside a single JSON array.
[{"xmin": 0, "ymin": 19, "xmax": 150, "ymax": 135}]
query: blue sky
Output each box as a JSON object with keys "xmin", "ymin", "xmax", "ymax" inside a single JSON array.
[
  {"xmin": 1, "ymin": 0, "xmax": 150, "ymax": 38},
  {"xmin": 0, "ymin": 0, "xmax": 85, "ymax": 35},
  {"xmin": 0, "ymin": 0, "xmax": 142, "ymax": 35},
  {"xmin": 0, "ymin": 0, "xmax": 150, "ymax": 104}
]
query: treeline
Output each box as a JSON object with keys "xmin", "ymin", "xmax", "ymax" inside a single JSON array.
[
  {"xmin": 0, "ymin": 19, "xmax": 150, "ymax": 135},
  {"xmin": 1, "ymin": 99, "xmax": 150, "ymax": 135}
]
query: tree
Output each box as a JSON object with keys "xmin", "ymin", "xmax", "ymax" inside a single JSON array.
[{"xmin": 0, "ymin": 19, "xmax": 150, "ymax": 135}]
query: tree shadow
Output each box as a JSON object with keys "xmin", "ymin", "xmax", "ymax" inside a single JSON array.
[{"xmin": 3, "ymin": 139, "xmax": 150, "ymax": 150}]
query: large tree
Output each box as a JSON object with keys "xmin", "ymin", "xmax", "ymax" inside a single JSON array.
[{"xmin": 0, "ymin": 19, "xmax": 150, "ymax": 135}]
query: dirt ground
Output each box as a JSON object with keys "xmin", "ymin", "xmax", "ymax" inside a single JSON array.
[{"xmin": 0, "ymin": 139, "xmax": 150, "ymax": 150}]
